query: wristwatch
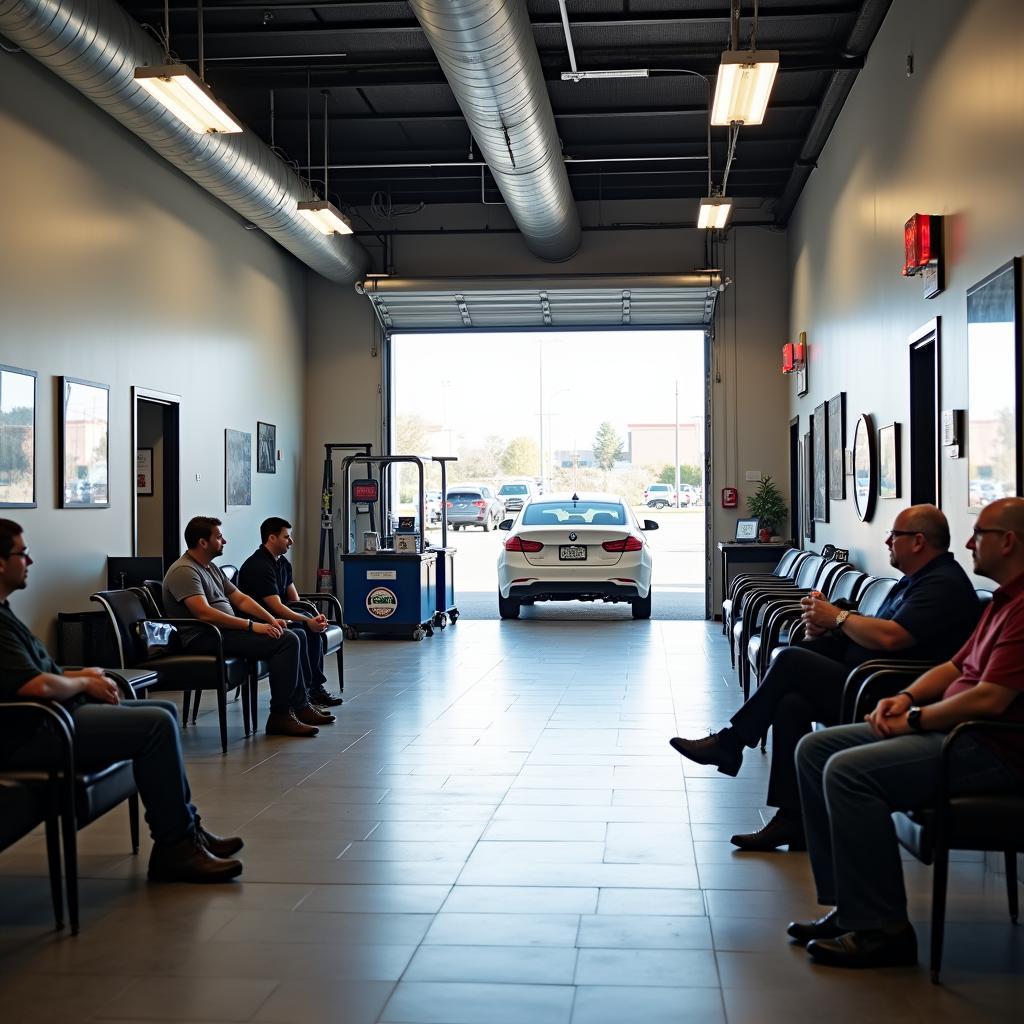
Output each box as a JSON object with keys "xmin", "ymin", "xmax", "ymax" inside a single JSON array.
[
  {"xmin": 834, "ymin": 609, "xmax": 851, "ymax": 630},
  {"xmin": 907, "ymin": 706, "xmax": 924, "ymax": 731}
]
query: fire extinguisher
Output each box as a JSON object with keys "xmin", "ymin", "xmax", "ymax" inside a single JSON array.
[{"xmin": 721, "ymin": 487, "xmax": 738, "ymax": 509}]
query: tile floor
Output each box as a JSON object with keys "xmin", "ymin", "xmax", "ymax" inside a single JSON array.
[{"xmin": 1, "ymin": 619, "xmax": 1021, "ymax": 1022}]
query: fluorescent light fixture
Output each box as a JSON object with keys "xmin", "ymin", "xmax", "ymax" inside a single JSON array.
[
  {"xmin": 134, "ymin": 63, "xmax": 242, "ymax": 134},
  {"xmin": 297, "ymin": 200, "xmax": 354, "ymax": 236},
  {"xmin": 710, "ymin": 49, "xmax": 780, "ymax": 125},
  {"xmin": 697, "ymin": 196, "xmax": 733, "ymax": 230},
  {"xmin": 561, "ymin": 69, "xmax": 649, "ymax": 82}
]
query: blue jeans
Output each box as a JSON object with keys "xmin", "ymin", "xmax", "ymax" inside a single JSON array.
[
  {"xmin": 288, "ymin": 623, "xmax": 327, "ymax": 694},
  {"xmin": 796, "ymin": 723, "xmax": 1018, "ymax": 931}
]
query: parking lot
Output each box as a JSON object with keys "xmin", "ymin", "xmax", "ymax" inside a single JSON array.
[{"xmin": 422, "ymin": 507, "xmax": 706, "ymax": 620}]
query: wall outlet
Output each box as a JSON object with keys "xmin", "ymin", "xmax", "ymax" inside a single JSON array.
[{"xmin": 744, "ymin": 470, "xmax": 761, "ymax": 481}]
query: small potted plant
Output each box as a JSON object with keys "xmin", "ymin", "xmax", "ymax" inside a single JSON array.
[{"xmin": 746, "ymin": 475, "xmax": 788, "ymax": 542}]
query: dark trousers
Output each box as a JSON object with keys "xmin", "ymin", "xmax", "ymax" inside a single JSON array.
[
  {"xmin": 729, "ymin": 644, "xmax": 848, "ymax": 811},
  {"xmin": 216, "ymin": 630, "xmax": 304, "ymax": 714},
  {"xmin": 6, "ymin": 699, "xmax": 195, "ymax": 846},
  {"xmin": 288, "ymin": 623, "xmax": 327, "ymax": 694},
  {"xmin": 797, "ymin": 723, "xmax": 1018, "ymax": 930}
]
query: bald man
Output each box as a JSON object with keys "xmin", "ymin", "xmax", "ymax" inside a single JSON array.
[
  {"xmin": 791, "ymin": 498, "xmax": 1024, "ymax": 968},
  {"xmin": 670, "ymin": 505, "xmax": 981, "ymax": 851}
]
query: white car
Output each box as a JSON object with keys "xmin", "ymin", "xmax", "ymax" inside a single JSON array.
[
  {"xmin": 643, "ymin": 482, "xmax": 676, "ymax": 508},
  {"xmin": 496, "ymin": 492, "xmax": 657, "ymax": 620}
]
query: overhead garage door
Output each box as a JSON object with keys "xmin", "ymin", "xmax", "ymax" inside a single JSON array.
[{"xmin": 357, "ymin": 274, "xmax": 723, "ymax": 332}]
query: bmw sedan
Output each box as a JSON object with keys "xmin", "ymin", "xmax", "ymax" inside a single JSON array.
[{"xmin": 496, "ymin": 492, "xmax": 657, "ymax": 620}]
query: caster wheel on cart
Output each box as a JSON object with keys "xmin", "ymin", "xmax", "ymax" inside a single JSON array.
[
  {"xmin": 412, "ymin": 627, "xmax": 426, "ymax": 641},
  {"xmin": 433, "ymin": 612, "xmax": 448, "ymax": 629},
  {"xmin": 449, "ymin": 609, "xmax": 459, "ymax": 624},
  {"xmin": 345, "ymin": 626, "xmax": 359, "ymax": 640}
]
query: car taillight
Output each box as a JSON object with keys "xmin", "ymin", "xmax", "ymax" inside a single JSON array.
[
  {"xmin": 472, "ymin": 500, "xmax": 487, "ymax": 508},
  {"xmin": 446, "ymin": 501, "xmax": 454, "ymax": 508},
  {"xmin": 602, "ymin": 536, "xmax": 644, "ymax": 552},
  {"xmin": 505, "ymin": 536, "xmax": 544, "ymax": 552}
]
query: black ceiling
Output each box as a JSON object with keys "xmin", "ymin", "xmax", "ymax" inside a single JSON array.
[{"xmin": 117, "ymin": 0, "xmax": 892, "ymax": 226}]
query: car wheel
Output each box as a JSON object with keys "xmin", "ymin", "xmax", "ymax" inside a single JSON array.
[
  {"xmin": 657, "ymin": 500, "xmax": 668, "ymax": 509},
  {"xmin": 483, "ymin": 515, "xmax": 492, "ymax": 532},
  {"xmin": 632, "ymin": 589, "xmax": 652, "ymax": 619},
  {"xmin": 498, "ymin": 592, "xmax": 521, "ymax": 619}
]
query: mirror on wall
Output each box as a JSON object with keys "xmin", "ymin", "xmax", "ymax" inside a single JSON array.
[
  {"xmin": 967, "ymin": 258, "xmax": 1021, "ymax": 510},
  {"xmin": 852, "ymin": 413, "xmax": 876, "ymax": 523}
]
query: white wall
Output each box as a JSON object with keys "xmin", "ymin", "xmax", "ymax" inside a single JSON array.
[
  {"xmin": 0, "ymin": 51, "xmax": 307, "ymax": 644},
  {"xmin": 788, "ymin": 0, "xmax": 1024, "ymax": 580}
]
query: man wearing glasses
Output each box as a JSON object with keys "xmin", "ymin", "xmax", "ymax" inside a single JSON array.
[
  {"xmin": 669, "ymin": 505, "xmax": 981, "ymax": 851},
  {"xmin": 0, "ymin": 519, "xmax": 244, "ymax": 883},
  {"xmin": 791, "ymin": 498, "xmax": 1024, "ymax": 968}
]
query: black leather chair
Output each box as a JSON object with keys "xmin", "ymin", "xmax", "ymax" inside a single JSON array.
[
  {"xmin": 0, "ymin": 690, "xmax": 140, "ymax": 935},
  {"xmin": 722, "ymin": 547, "xmax": 808, "ymax": 635},
  {"xmin": 91, "ymin": 589, "xmax": 251, "ymax": 754}
]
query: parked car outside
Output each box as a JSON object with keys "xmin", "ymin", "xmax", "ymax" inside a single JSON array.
[
  {"xmin": 643, "ymin": 482, "xmax": 676, "ymax": 508},
  {"xmin": 446, "ymin": 484, "xmax": 504, "ymax": 531},
  {"xmin": 425, "ymin": 490, "xmax": 442, "ymax": 524},
  {"xmin": 497, "ymin": 481, "xmax": 534, "ymax": 514},
  {"xmin": 496, "ymin": 491, "xmax": 657, "ymax": 620}
]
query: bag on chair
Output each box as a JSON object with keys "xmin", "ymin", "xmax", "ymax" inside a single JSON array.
[{"xmin": 132, "ymin": 620, "xmax": 179, "ymax": 660}]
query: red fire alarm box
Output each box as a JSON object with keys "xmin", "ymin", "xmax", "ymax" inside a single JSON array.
[{"xmin": 721, "ymin": 487, "xmax": 738, "ymax": 509}]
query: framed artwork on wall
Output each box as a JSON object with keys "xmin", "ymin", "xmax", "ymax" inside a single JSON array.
[
  {"xmin": 852, "ymin": 413, "xmax": 876, "ymax": 523},
  {"xmin": 0, "ymin": 364, "xmax": 37, "ymax": 508},
  {"xmin": 813, "ymin": 401, "xmax": 829, "ymax": 522},
  {"xmin": 136, "ymin": 447, "xmax": 154, "ymax": 496},
  {"xmin": 802, "ymin": 430, "xmax": 814, "ymax": 541},
  {"xmin": 225, "ymin": 429, "xmax": 252, "ymax": 507},
  {"xmin": 257, "ymin": 421, "xmax": 276, "ymax": 474},
  {"xmin": 60, "ymin": 377, "xmax": 109, "ymax": 509},
  {"xmin": 879, "ymin": 422, "xmax": 902, "ymax": 499},
  {"xmin": 967, "ymin": 258, "xmax": 1021, "ymax": 510},
  {"xmin": 828, "ymin": 393, "xmax": 846, "ymax": 500}
]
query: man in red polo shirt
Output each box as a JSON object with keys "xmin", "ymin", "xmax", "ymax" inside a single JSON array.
[{"xmin": 789, "ymin": 497, "xmax": 1024, "ymax": 969}]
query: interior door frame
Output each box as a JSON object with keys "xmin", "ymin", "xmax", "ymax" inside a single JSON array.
[
  {"xmin": 907, "ymin": 317, "xmax": 941, "ymax": 507},
  {"xmin": 131, "ymin": 386, "xmax": 181, "ymax": 563}
]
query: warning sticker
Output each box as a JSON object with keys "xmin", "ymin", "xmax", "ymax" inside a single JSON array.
[{"xmin": 366, "ymin": 586, "xmax": 398, "ymax": 619}]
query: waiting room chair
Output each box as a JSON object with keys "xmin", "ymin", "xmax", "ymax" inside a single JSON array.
[{"xmin": 722, "ymin": 547, "xmax": 807, "ymax": 634}]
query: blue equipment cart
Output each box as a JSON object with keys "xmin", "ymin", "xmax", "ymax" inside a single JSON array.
[{"xmin": 340, "ymin": 551, "xmax": 437, "ymax": 641}]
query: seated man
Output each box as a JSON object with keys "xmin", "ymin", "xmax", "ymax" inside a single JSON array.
[
  {"xmin": 237, "ymin": 517, "xmax": 342, "ymax": 709},
  {"xmin": 163, "ymin": 516, "xmax": 332, "ymax": 738},
  {"xmin": 0, "ymin": 519, "xmax": 242, "ymax": 883},
  {"xmin": 670, "ymin": 505, "xmax": 981, "ymax": 851},
  {"xmin": 791, "ymin": 498, "xmax": 1024, "ymax": 968}
]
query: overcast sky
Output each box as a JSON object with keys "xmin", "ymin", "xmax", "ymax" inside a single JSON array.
[{"xmin": 393, "ymin": 330, "xmax": 705, "ymax": 454}]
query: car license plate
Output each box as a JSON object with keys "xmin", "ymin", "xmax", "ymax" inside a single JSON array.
[{"xmin": 559, "ymin": 545, "xmax": 587, "ymax": 561}]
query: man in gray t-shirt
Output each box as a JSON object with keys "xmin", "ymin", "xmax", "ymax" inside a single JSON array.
[{"xmin": 163, "ymin": 516, "xmax": 334, "ymax": 738}]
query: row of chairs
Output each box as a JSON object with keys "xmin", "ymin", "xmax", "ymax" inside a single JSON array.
[{"xmin": 719, "ymin": 547, "xmax": 1022, "ymax": 982}]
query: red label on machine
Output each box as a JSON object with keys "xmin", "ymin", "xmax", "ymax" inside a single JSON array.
[{"xmin": 352, "ymin": 479, "xmax": 379, "ymax": 502}]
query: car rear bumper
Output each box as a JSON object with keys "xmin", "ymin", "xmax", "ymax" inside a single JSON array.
[{"xmin": 506, "ymin": 580, "xmax": 642, "ymax": 603}]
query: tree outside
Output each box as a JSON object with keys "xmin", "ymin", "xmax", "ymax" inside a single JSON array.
[
  {"xmin": 592, "ymin": 421, "xmax": 624, "ymax": 472},
  {"xmin": 659, "ymin": 463, "xmax": 702, "ymax": 487},
  {"xmin": 500, "ymin": 436, "xmax": 540, "ymax": 476}
]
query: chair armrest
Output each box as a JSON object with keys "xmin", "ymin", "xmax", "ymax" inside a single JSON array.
[
  {"xmin": 288, "ymin": 601, "xmax": 319, "ymax": 618},
  {"xmin": 297, "ymin": 593, "xmax": 343, "ymax": 624},
  {"xmin": 934, "ymin": 719, "xmax": 1024, "ymax": 811},
  {"xmin": 840, "ymin": 660, "xmax": 935, "ymax": 724},
  {"xmin": 0, "ymin": 700, "xmax": 76, "ymax": 783}
]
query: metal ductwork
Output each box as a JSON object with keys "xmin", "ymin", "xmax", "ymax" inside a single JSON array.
[
  {"xmin": 0, "ymin": 0, "xmax": 370, "ymax": 283},
  {"xmin": 409, "ymin": 0, "xmax": 581, "ymax": 263}
]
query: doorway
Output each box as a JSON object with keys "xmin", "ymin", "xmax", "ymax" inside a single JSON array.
[
  {"xmin": 133, "ymin": 387, "xmax": 181, "ymax": 571},
  {"xmin": 908, "ymin": 319, "xmax": 940, "ymax": 506},
  {"xmin": 789, "ymin": 416, "xmax": 801, "ymax": 544}
]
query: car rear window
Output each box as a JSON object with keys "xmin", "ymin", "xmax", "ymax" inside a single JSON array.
[
  {"xmin": 499, "ymin": 484, "xmax": 529, "ymax": 495},
  {"xmin": 648, "ymin": 484, "xmax": 670, "ymax": 491},
  {"xmin": 448, "ymin": 491, "xmax": 482, "ymax": 501},
  {"xmin": 521, "ymin": 501, "xmax": 626, "ymax": 526}
]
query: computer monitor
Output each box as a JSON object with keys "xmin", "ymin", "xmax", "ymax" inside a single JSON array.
[{"xmin": 107, "ymin": 556, "xmax": 164, "ymax": 591}]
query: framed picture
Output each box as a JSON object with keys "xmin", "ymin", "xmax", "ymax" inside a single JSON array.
[
  {"xmin": 257, "ymin": 421, "xmax": 276, "ymax": 474},
  {"xmin": 734, "ymin": 517, "xmax": 759, "ymax": 542},
  {"xmin": 60, "ymin": 377, "xmax": 109, "ymax": 508},
  {"xmin": 0, "ymin": 364, "xmax": 37, "ymax": 508},
  {"xmin": 136, "ymin": 447, "xmax": 154, "ymax": 496},
  {"xmin": 802, "ymin": 430, "xmax": 814, "ymax": 542},
  {"xmin": 967, "ymin": 258, "xmax": 1021, "ymax": 510},
  {"xmin": 225, "ymin": 429, "xmax": 252, "ymax": 507},
  {"xmin": 827, "ymin": 393, "xmax": 846, "ymax": 499},
  {"xmin": 813, "ymin": 401, "xmax": 829, "ymax": 522},
  {"xmin": 852, "ymin": 413, "xmax": 876, "ymax": 522},
  {"xmin": 879, "ymin": 423, "xmax": 902, "ymax": 499}
]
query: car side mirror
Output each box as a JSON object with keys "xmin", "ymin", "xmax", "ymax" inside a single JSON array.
[
  {"xmin": 499, "ymin": 519, "xmax": 513, "ymax": 531},
  {"xmin": 642, "ymin": 520, "xmax": 659, "ymax": 531}
]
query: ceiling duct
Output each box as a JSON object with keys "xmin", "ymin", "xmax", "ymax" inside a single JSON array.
[
  {"xmin": 0, "ymin": 0, "xmax": 370, "ymax": 283},
  {"xmin": 408, "ymin": 0, "xmax": 581, "ymax": 263}
]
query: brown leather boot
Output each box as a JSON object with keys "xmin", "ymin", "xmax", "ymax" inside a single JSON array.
[
  {"xmin": 148, "ymin": 833, "xmax": 243, "ymax": 883},
  {"xmin": 266, "ymin": 709, "xmax": 319, "ymax": 737},
  {"xmin": 195, "ymin": 817, "xmax": 244, "ymax": 858},
  {"xmin": 297, "ymin": 704, "xmax": 336, "ymax": 725}
]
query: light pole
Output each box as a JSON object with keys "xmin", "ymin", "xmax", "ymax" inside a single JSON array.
[
  {"xmin": 674, "ymin": 379, "xmax": 681, "ymax": 508},
  {"xmin": 537, "ymin": 344, "xmax": 544, "ymax": 488}
]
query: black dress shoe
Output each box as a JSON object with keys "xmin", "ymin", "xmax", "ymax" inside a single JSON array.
[
  {"xmin": 807, "ymin": 924, "xmax": 918, "ymax": 968},
  {"xmin": 787, "ymin": 908, "xmax": 844, "ymax": 944},
  {"xmin": 148, "ymin": 833, "xmax": 243, "ymax": 883},
  {"xmin": 669, "ymin": 731, "xmax": 742, "ymax": 776},
  {"xmin": 731, "ymin": 810, "xmax": 806, "ymax": 851},
  {"xmin": 312, "ymin": 686, "xmax": 344, "ymax": 707}
]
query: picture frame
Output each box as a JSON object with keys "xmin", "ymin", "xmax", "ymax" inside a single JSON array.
[
  {"xmin": 802, "ymin": 430, "xmax": 814, "ymax": 541},
  {"xmin": 852, "ymin": 413, "xmax": 877, "ymax": 522},
  {"xmin": 734, "ymin": 517, "xmax": 759, "ymax": 542},
  {"xmin": 136, "ymin": 447, "xmax": 154, "ymax": 496},
  {"xmin": 60, "ymin": 377, "xmax": 109, "ymax": 509},
  {"xmin": 0, "ymin": 363, "xmax": 37, "ymax": 508},
  {"xmin": 813, "ymin": 401, "xmax": 829, "ymax": 522},
  {"xmin": 257, "ymin": 421, "xmax": 276, "ymax": 474},
  {"xmin": 225, "ymin": 429, "xmax": 252, "ymax": 508},
  {"xmin": 879, "ymin": 423, "xmax": 902, "ymax": 499},
  {"xmin": 967, "ymin": 258, "xmax": 1021, "ymax": 510},
  {"xmin": 827, "ymin": 393, "xmax": 846, "ymax": 500}
]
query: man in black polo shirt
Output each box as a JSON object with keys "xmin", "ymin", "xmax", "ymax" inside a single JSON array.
[
  {"xmin": 669, "ymin": 505, "xmax": 982, "ymax": 851},
  {"xmin": 238, "ymin": 517, "xmax": 343, "ymax": 708},
  {"xmin": 0, "ymin": 519, "xmax": 243, "ymax": 883}
]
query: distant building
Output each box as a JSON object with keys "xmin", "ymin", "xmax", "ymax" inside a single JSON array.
[
  {"xmin": 627, "ymin": 422, "xmax": 701, "ymax": 470},
  {"xmin": 553, "ymin": 448, "xmax": 596, "ymax": 469}
]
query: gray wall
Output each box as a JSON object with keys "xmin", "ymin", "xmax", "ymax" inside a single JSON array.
[
  {"xmin": 0, "ymin": 51, "xmax": 307, "ymax": 644},
  {"xmin": 788, "ymin": 0, "xmax": 1021, "ymax": 580}
]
